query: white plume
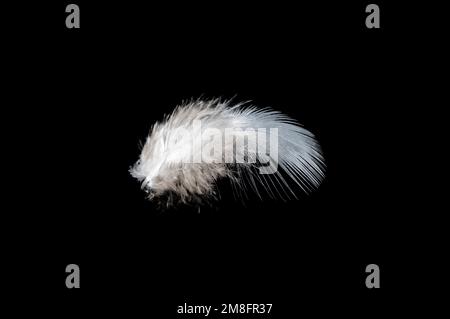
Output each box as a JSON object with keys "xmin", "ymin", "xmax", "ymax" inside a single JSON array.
[{"xmin": 130, "ymin": 98, "xmax": 325, "ymax": 207}]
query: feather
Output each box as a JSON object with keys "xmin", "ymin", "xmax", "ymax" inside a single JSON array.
[{"xmin": 130, "ymin": 98, "xmax": 325, "ymax": 207}]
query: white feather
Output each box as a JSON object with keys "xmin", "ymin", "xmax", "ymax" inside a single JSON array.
[{"xmin": 130, "ymin": 98, "xmax": 325, "ymax": 207}]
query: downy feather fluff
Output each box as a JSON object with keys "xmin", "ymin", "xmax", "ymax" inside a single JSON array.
[{"xmin": 130, "ymin": 98, "xmax": 325, "ymax": 207}]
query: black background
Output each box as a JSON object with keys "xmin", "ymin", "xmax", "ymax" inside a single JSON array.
[{"xmin": 5, "ymin": 0, "xmax": 444, "ymax": 317}]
